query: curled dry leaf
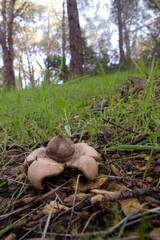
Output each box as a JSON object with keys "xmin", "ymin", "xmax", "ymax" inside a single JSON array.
[
  {"xmin": 119, "ymin": 198, "xmax": 141, "ymax": 216},
  {"xmin": 64, "ymin": 193, "xmax": 91, "ymax": 207},
  {"xmin": 43, "ymin": 200, "xmax": 69, "ymax": 215},
  {"xmin": 4, "ymin": 233, "xmax": 16, "ymax": 240},
  {"xmin": 91, "ymin": 194, "xmax": 104, "ymax": 205},
  {"xmin": 148, "ymin": 227, "xmax": 160, "ymax": 240},
  {"xmin": 91, "ymin": 194, "xmax": 113, "ymax": 211},
  {"xmin": 76, "ymin": 177, "xmax": 108, "ymax": 192}
]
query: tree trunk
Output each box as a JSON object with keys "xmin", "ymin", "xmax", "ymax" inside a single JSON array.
[
  {"xmin": 1, "ymin": 38, "xmax": 15, "ymax": 88},
  {"xmin": 62, "ymin": 0, "xmax": 68, "ymax": 82},
  {"xmin": 0, "ymin": 0, "xmax": 16, "ymax": 88},
  {"xmin": 25, "ymin": 46, "xmax": 35, "ymax": 87},
  {"xmin": 116, "ymin": 0, "xmax": 125, "ymax": 61},
  {"xmin": 122, "ymin": 8, "xmax": 131, "ymax": 56},
  {"xmin": 67, "ymin": 0, "xmax": 83, "ymax": 79},
  {"xmin": 62, "ymin": 0, "xmax": 66, "ymax": 62}
]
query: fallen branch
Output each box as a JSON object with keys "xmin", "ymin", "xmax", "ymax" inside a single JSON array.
[
  {"xmin": 126, "ymin": 133, "xmax": 149, "ymax": 145},
  {"xmin": 0, "ymin": 180, "xmax": 70, "ymax": 220},
  {"xmin": 103, "ymin": 187, "xmax": 159, "ymax": 201}
]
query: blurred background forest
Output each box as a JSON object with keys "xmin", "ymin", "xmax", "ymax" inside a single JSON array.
[{"xmin": 0, "ymin": 0, "xmax": 160, "ymax": 88}]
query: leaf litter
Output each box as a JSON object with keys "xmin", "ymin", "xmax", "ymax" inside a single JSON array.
[{"xmin": 0, "ymin": 76, "xmax": 160, "ymax": 240}]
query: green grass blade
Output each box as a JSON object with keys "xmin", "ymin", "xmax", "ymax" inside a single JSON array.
[
  {"xmin": 141, "ymin": 54, "xmax": 146, "ymax": 79},
  {"xmin": 131, "ymin": 57, "xmax": 144, "ymax": 77},
  {"xmin": 18, "ymin": 52, "xmax": 23, "ymax": 90},
  {"xmin": 36, "ymin": 61, "xmax": 45, "ymax": 71},
  {"xmin": 143, "ymin": 150, "xmax": 153, "ymax": 181},
  {"xmin": 98, "ymin": 60, "xmax": 111, "ymax": 90},
  {"xmin": 148, "ymin": 55, "xmax": 155, "ymax": 81},
  {"xmin": 63, "ymin": 75, "xmax": 89, "ymax": 85},
  {"xmin": 107, "ymin": 145, "xmax": 160, "ymax": 151}
]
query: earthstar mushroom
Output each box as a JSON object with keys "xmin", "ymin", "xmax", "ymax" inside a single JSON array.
[
  {"xmin": 24, "ymin": 136, "xmax": 100, "ymax": 190},
  {"xmin": 46, "ymin": 135, "xmax": 75, "ymax": 162}
]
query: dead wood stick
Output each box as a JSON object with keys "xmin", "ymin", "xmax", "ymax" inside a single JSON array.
[
  {"xmin": 0, "ymin": 180, "xmax": 70, "ymax": 220},
  {"xmin": 126, "ymin": 133, "xmax": 149, "ymax": 145},
  {"xmin": 103, "ymin": 119, "xmax": 138, "ymax": 134},
  {"xmin": 65, "ymin": 174, "xmax": 80, "ymax": 236},
  {"xmin": 103, "ymin": 187, "xmax": 159, "ymax": 201}
]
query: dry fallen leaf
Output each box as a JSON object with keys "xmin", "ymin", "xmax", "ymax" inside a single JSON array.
[
  {"xmin": 110, "ymin": 164, "xmax": 121, "ymax": 177},
  {"xmin": 0, "ymin": 197, "xmax": 10, "ymax": 209},
  {"xmin": 146, "ymin": 176, "xmax": 153, "ymax": 183},
  {"xmin": 91, "ymin": 193, "xmax": 113, "ymax": 211},
  {"xmin": 135, "ymin": 164, "xmax": 148, "ymax": 171},
  {"xmin": 77, "ymin": 177, "xmax": 108, "ymax": 192},
  {"xmin": 148, "ymin": 227, "xmax": 160, "ymax": 240},
  {"xmin": 119, "ymin": 198, "xmax": 141, "ymax": 216},
  {"xmin": 73, "ymin": 115, "xmax": 80, "ymax": 119},
  {"xmin": 91, "ymin": 183, "xmax": 142, "ymax": 216},
  {"xmin": 91, "ymin": 194, "xmax": 104, "ymax": 205},
  {"xmin": 108, "ymin": 182, "xmax": 130, "ymax": 192},
  {"xmin": 91, "ymin": 189, "xmax": 117, "ymax": 195},
  {"xmin": 108, "ymin": 183, "xmax": 141, "ymax": 215},
  {"xmin": 22, "ymin": 196, "xmax": 37, "ymax": 204},
  {"xmin": 4, "ymin": 233, "xmax": 16, "ymax": 240},
  {"xmin": 64, "ymin": 193, "xmax": 91, "ymax": 207},
  {"xmin": 43, "ymin": 200, "xmax": 69, "ymax": 215},
  {"xmin": 5, "ymin": 165, "xmax": 24, "ymax": 175}
]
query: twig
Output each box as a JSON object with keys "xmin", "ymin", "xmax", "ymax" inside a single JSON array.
[
  {"xmin": 0, "ymin": 220, "xmax": 27, "ymax": 238},
  {"xmin": 65, "ymin": 174, "xmax": 80, "ymax": 236},
  {"xmin": 50, "ymin": 197, "xmax": 89, "ymax": 226},
  {"xmin": 37, "ymin": 211, "xmax": 135, "ymax": 239},
  {"xmin": 126, "ymin": 133, "xmax": 149, "ymax": 145},
  {"xmin": 103, "ymin": 119, "xmax": 138, "ymax": 134},
  {"xmin": 0, "ymin": 180, "xmax": 70, "ymax": 220},
  {"xmin": 0, "ymin": 194, "xmax": 32, "ymax": 215},
  {"xmin": 103, "ymin": 187, "xmax": 159, "ymax": 201},
  {"xmin": 126, "ymin": 213, "xmax": 160, "ymax": 228},
  {"xmin": 0, "ymin": 204, "xmax": 43, "ymax": 238},
  {"xmin": 41, "ymin": 195, "xmax": 58, "ymax": 240},
  {"xmin": 79, "ymin": 211, "xmax": 101, "ymax": 239}
]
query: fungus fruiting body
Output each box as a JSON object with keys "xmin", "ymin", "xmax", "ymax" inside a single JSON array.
[
  {"xmin": 46, "ymin": 136, "xmax": 75, "ymax": 162},
  {"xmin": 24, "ymin": 136, "xmax": 100, "ymax": 190}
]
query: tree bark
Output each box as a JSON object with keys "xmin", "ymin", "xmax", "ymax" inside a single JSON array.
[
  {"xmin": 62, "ymin": 0, "xmax": 66, "ymax": 62},
  {"xmin": 26, "ymin": 48, "xmax": 35, "ymax": 87},
  {"xmin": 122, "ymin": 9, "xmax": 131, "ymax": 56},
  {"xmin": 62, "ymin": 0, "xmax": 68, "ymax": 82},
  {"xmin": 67, "ymin": 0, "xmax": 83, "ymax": 79},
  {"xmin": 2, "ymin": 44, "xmax": 15, "ymax": 87},
  {"xmin": 0, "ymin": 0, "xmax": 16, "ymax": 88},
  {"xmin": 116, "ymin": 0, "xmax": 125, "ymax": 61}
]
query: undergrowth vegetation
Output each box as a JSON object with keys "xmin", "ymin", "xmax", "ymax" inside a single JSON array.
[
  {"xmin": 0, "ymin": 71, "xmax": 126, "ymax": 149},
  {"xmin": 0, "ymin": 56, "xmax": 160, "ymax": 152},
  {"xmin": 0, "ymin": 56, "xmax": 160, "ymax": 239}
]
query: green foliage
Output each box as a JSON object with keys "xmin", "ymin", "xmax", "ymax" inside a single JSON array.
[
  {"xmin": 138, "ymin": 215, "xmax": 149, "ymax": 240},
  {"xmin": 0, "ymin": 56, "xmax": 159, "ymax": 165},
  {"xmin": 0, "ymin": 66, "xmax": 2, "ymax": 87},
  {"xmin": 142, "ymin": 127, "xmax": 160, "ymax": 181},
  {"xmin": 99, "ymin": 60, "xmax": 117, "ymax": 99},
  {"xmin": 82, "ymin": 37, "xmax": 97, "ymax": 75},
  {"xmin": 82, "ymin": 36, "xmax": 110, "ymax": 75},
  {"xmin": 44, "ymin": 54, "xmax": 68, "ymax": 83},
  {"xmin": 131, "ymin": 54, "xmax": 157, "ymax": 107},
  {"xmin": 0, "ymin": 73, "xmax": 111, "ymax": 150},
  {"xmin": 108, "ymin": 145, "xmax": 160, "ymax": 151},
  {"xmin": 101, "ymin": 55, "xmax": 160, "ymax": 181}
]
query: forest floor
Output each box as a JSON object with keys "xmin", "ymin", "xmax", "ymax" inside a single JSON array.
[{"xmin": 0, "ymin": 64, "xmax": 160, "ymax": 240}]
